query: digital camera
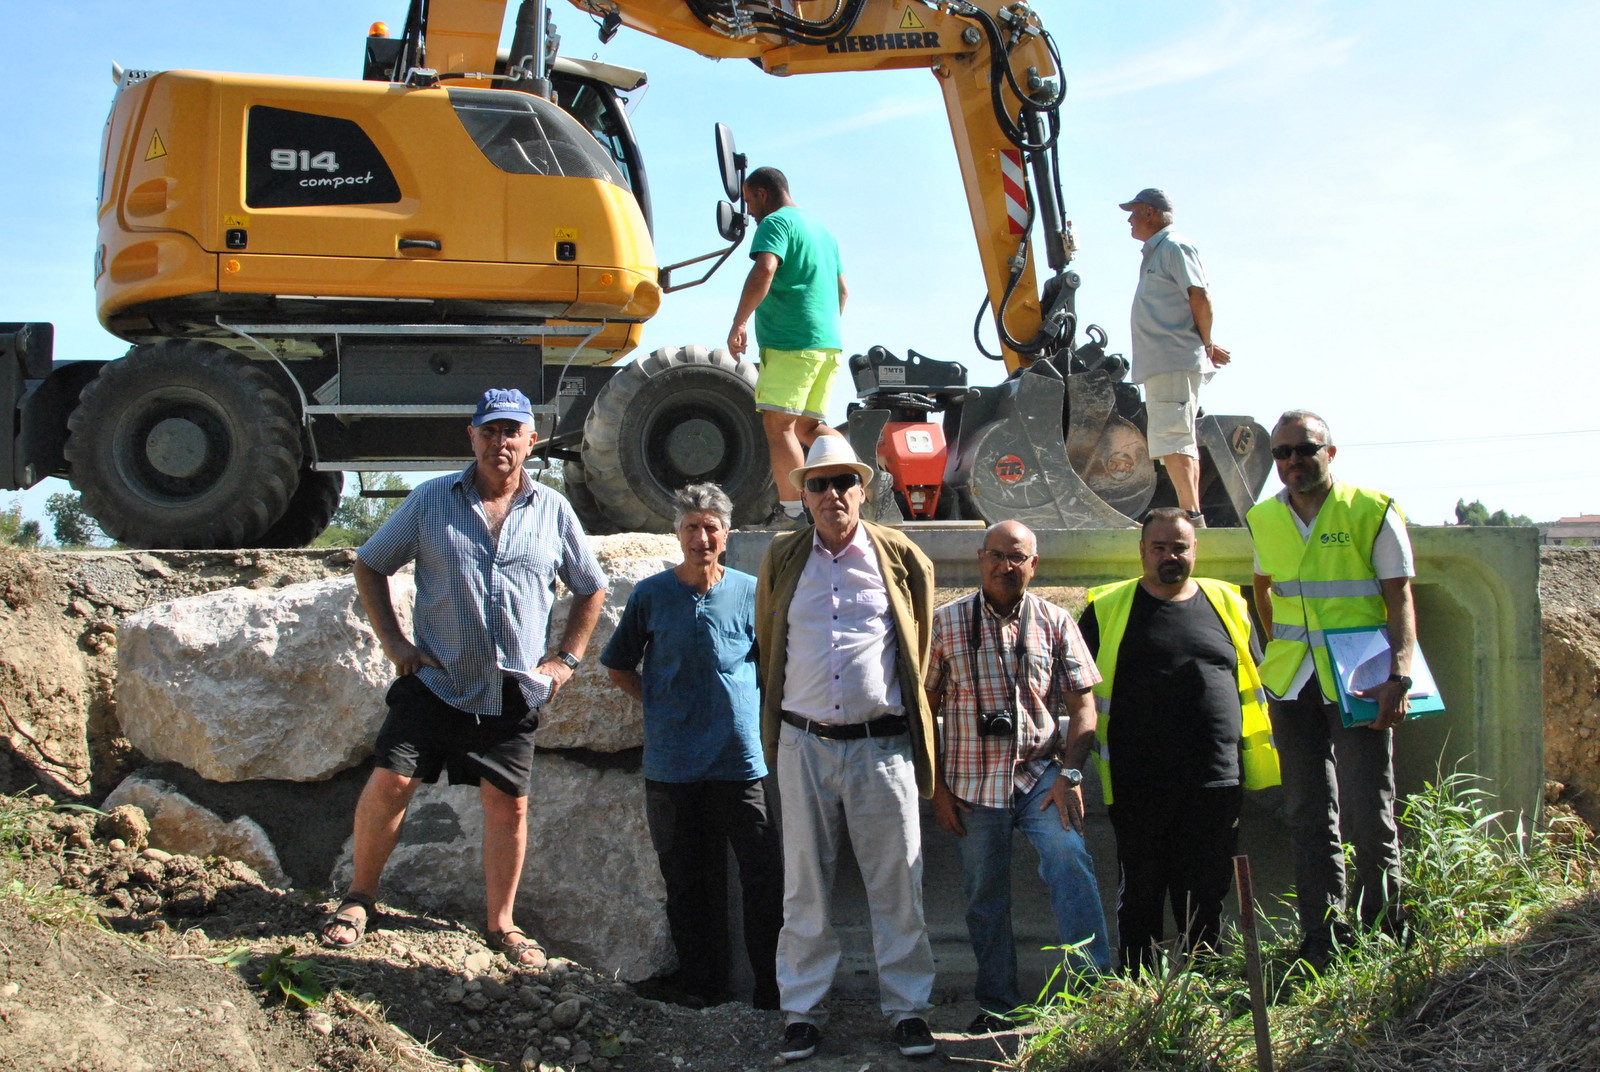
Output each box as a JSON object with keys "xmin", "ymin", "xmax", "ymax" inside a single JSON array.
[{"xmin": 976, "ymin": 709, "xmax": 1016, "ymax": 737}]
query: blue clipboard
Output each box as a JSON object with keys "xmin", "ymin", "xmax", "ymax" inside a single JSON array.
[{"xmin": 1324, "ymin": 625, "xmax": 1446, "ymax": 727}]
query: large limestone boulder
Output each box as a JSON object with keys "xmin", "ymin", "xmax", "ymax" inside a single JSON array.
[
  {"xmin": 330, "ymin": 751, "xmax": 671, "ymax": 981},
  {"xmin": 115, "ymin": 576, "xmax": 413, "ymax": 782},
  {"xmin": 113, "ymin": 535, "xmax": 676, "ymax": 780},
  {"xmin": 536, "ymin": 534, "xmax": 677, "ymax": 751},
  {"xmin": 104, "ymin": 773, "xmax": 290, "ymax": 887}
]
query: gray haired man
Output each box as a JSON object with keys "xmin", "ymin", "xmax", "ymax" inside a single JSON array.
[{"xmin": 602, "ymin": 483, "xmax": 782, "ymax": 1009}]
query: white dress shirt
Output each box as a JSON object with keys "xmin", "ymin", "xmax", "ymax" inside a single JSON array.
[{"xmin": 781, "ymin": 524, "xmax": 903, "ymax": 723}]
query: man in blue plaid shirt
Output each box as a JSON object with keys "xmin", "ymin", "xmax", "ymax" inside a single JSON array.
[
  {"xmin": 321, "ymin": 388, "xmax": 608, "ymax": 968},
  {"xmin": 926, "ymin": 520, "xmax": 1110, "ymax": 1034}
]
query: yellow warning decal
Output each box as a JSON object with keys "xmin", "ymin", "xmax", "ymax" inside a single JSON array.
[
  {"xmin": 899, "ymin": 7, "xmax": 924, "ymax": 29},
  {"xmin": 145, "ymin": 130, "xmax": 167, "ymax": 160},
  {"xmin": 554, "ymin": 227, "xmax": 578, "ymax": 241},
  {"xmin": 224, "ymin": 214, "xmax": 249, "ymax": 229}
]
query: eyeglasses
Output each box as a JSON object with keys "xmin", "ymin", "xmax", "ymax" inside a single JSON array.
[
  {"xmin": 981, "ymin": 549, "xmax": 1032, "ymax": 567},
  {"xmin": 474, "ymin": 424, "xmax": 528, "ymax": 441},
  {"xmin": 804, "ymin": 473, "xmax": 861, "ymax": 494},
  {"xmin": 1270, "ymin": 442, "xmax": 1326, "ymax": 461}
]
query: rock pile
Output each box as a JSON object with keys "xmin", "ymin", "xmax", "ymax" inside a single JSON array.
[{"xmin": 101, "ymin": 534, "xmax": 682, "ymax": 980}]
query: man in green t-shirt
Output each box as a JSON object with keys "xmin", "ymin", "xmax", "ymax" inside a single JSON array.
[{"xmin": 727, "ymin": 167, "xmax": 849, "ymax": 526}]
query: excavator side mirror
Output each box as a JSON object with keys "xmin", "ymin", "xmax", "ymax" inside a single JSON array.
[
  {"xmin": 715, "ymin": 123, "xmax": 745, "ymax": 203},
  {"xmin": 716, "ymin": 200, "xmax": 746, "ymax": 243}
]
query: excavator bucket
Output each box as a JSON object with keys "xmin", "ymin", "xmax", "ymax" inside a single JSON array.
[
  {"xmin": 944, "ymin": 367, "xmax": 1147, "ymax": 529},
  {"xmin": 851, "ymin": 347, "xmax": 1272, "ymax": 529}
]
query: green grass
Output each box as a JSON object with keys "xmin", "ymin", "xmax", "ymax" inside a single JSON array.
[{"xmin": 1017, "ymin": 771, "xmax": 1599, "ymax": 1071}]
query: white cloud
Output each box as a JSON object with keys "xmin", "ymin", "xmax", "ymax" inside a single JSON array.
[
  {"xmin": 765, "ymin": 95, "xmax": 942, "ymax": 149},
  {"xmin": 1074, "ymin": 2, "xmax": 1355, "ymax": 100}
]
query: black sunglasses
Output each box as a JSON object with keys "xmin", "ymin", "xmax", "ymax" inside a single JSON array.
[
  {"xmin": 1270, "ymin": 442, "xmax": 1326, "ymax": 461},
  {"xmin": 804, "ymin": 473, "xmax": 862, "ymax": 494}
]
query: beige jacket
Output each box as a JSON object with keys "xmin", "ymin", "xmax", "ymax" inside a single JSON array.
[{"xmin": 754, "ymin": 521, "xmax": 937, "ymax": 798}]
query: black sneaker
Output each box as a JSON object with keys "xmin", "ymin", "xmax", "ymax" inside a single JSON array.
[
  {"xmin": 891, "ymin": 1016, "xmax": 937, "ymax": 1057},
  {"xmin": 778, "ymin": 1022, "xmax": 820, "ymax": 1062}
]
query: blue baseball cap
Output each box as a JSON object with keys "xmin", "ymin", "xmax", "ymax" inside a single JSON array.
[{"xmin": 472, "ymin": 387, "xmax": 534, "ymax": 427}]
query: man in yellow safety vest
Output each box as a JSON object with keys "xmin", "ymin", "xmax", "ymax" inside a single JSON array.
[
  {"xmin": 1247, "ymin": 409, "xmax": 1417, "ymax": 969},
  {"xmin": 1079, "ymin": 508, "xmax": 1278, "ymax": 975}
]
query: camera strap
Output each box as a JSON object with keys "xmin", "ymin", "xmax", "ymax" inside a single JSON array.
[{"xmin": 967, "ymin": 592, "xmax": 1031, "ymax": 720}]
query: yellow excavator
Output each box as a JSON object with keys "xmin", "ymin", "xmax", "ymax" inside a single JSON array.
[{"xmin": 0, "ymin": 0, "xmax": 1270, "ymax": 547}]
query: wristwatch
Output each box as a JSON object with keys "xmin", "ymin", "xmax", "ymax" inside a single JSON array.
[
  {"xmin": 1060, "ymin": 767, "xmax": 1084, "ymax": 788},
  {"xmin": 1387, "ymin": 674, "xmax": 1412, "ymax": 691},
  {"xmin": 554, "ymin": 650, "xmax": 581, "ymax": 671}
]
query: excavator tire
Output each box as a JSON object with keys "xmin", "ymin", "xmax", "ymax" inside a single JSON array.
[
  {"xmin": 561, "ymin": 458, "xmax": 619, "ymax": 536},
  {"xmin": 257, "ymin": 469, "xmax": 344, "ymax": 548},
  {"xmin": 64, "ymin": 340, "xmax": 302, "ymax": 549},
  {"xmin": 581, "ymin": 345, "xmax": 774, "ymax": 532}
]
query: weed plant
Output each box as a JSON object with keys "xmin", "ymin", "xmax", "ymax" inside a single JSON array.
[
  {"xmin": 0, "ymin": 793, "xmax": 104, "ymax": 931},
  {"xmin": 1017, "ymin": 771, "xmax": 1598, "ymax": 1072}
]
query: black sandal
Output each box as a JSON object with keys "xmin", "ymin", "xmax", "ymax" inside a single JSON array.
[
  {"xmin": 487, "ymin": 927, "xmax": 547, "ymax": 969},
  {"xmin": 320, "ymin": 893, "xmax": 375, "ymax": 948}
]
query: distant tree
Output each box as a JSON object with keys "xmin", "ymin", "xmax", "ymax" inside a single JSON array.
[
  {"xmin": 0, "ymin": 498, "xmax": 42, "ymax": 547},
  {"xmin": 314, "ymin": 473, "xmax": 410, "ymax": 547},
  {"xmin": 536, "ymin": 459, "xmax": 565, "ymax": 494},
  {"xmin": 44, "ymin": 492, "xmax": 100, "ymax": 546},
  {"xmin": 1454, "ymin": 498, "xmax": 1534, "ymax": 528}
]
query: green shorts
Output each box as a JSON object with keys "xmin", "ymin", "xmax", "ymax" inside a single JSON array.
[{"xmin": 755, "ymin": 347, "xmax": 841, "ymax": 419}]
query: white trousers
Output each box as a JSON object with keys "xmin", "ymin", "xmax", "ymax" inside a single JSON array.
[{"xmin": 775, "ymin": 721, "xmax": 935, "ymax": 1026}]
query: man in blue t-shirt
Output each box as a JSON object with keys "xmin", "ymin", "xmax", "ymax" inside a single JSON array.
[
  {"xmin": 727, "ymin": 166, "xmax": 849, "ymax": 527},
  {"xmin": 601, "ymin": 482, "xmax": 781, "ymax": 1009}
]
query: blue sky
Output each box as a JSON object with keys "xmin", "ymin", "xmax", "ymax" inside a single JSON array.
[{"xmin": 3, "ymin": 0, "xmax": 1597, "ymax": 532}]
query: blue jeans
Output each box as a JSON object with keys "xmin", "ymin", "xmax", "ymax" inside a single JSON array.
[{"xmin": 954, "ymin": 765, "xmax": 1111, "ymax": 1014}]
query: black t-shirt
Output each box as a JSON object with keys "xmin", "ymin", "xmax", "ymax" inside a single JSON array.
[{"xmin": 1079, "ymin": 585, "xmax": 1244, "ymax": 796}]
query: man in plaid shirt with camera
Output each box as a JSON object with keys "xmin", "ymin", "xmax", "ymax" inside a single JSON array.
[{"xmin": 926, "ymin": 520, "xmax": 1110, "ymax": 1034}]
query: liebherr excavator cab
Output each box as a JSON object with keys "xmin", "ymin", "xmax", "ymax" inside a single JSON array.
[
  {"xmin": 55, "ymin": 25, "xmax": 770, "ymax": 549},
  {"xmin": 97, "ymin": 68, "xmax": 660, "ymax": 341}
]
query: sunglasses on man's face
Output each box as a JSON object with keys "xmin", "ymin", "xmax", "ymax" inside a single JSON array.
[
  {"xmin": 1270, "ymin": 442, "xmax": 1327, "ymax": 461},
  {"xmin": 804, "ymin": 473, "xmax": 862, "ymax": 495}
]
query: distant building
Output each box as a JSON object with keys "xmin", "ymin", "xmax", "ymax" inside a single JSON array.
[{"xmin": 1540, "ymin": 515, "xmax": 1600, "ymax": 546}]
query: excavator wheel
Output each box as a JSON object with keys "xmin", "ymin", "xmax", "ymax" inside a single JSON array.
[
  {"xmin": 257, "ymin": 469, "xmax": 344, "ymax": 548},
  {"xmin": 64, "ymin": 340, "xmax": 302, "ymax": 549},
  {"xmin": 561, "ymin": 458, "xmax": 619, "ymax": 536},
  {"xmin": 580, "ymin": 345, "xmax": 775, "ymax": 533}
]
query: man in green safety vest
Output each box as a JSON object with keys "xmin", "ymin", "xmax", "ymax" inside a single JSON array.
[
  {"xmin": 1078, "ymin": 508, "xmax": 1278, "ymax": 975},
  {"xmin": 1247, "ymin": 409, "xmax": 1417, "ymax": 969}
]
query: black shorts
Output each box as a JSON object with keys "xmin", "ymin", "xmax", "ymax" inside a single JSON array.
[{"xmin": 372, "ymin": 675, "xmax": 539, "ymax": 797}]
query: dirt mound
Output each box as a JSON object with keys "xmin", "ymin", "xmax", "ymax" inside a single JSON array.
[
  {"xmin": 1539, "ymin": 548, "xmax": 1600, "ymax": 828},
  {"xmin": 1, "ymin": 794, "xmax": 1019, "ymax": 1071}
]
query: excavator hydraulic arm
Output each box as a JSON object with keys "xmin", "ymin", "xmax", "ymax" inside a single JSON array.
[{"xmin": 564, "ymin": 0, "xmax": 1075, "ymax": 371}]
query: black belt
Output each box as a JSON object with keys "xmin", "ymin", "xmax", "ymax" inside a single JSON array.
[{"xmin": 782, "ymin": 711, "xmax": 909, "ymax": 740}]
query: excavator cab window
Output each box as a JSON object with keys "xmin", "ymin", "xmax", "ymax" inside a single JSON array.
[
  {"xmin": 447, "ymin": 87, "xmax": 627, "ymax": 186},
  {"xmin": 549, "ymin": 71, "xmax": 653, "ymax": 234}
]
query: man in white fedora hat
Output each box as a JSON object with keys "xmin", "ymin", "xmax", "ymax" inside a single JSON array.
[{"xmin": 753, "ymin": 436, "xmax": 940, "ymax": 1061}]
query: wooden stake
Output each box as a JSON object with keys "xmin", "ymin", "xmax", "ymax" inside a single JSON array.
[{"xmin": 1234, "ymin": 854, "xmax": 1274, "ymax": 1072}]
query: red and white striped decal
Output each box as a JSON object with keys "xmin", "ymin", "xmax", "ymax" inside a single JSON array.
[{"xmin": 1001, "ymin": 149, "xmax": 1027, "ymax": 235}]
